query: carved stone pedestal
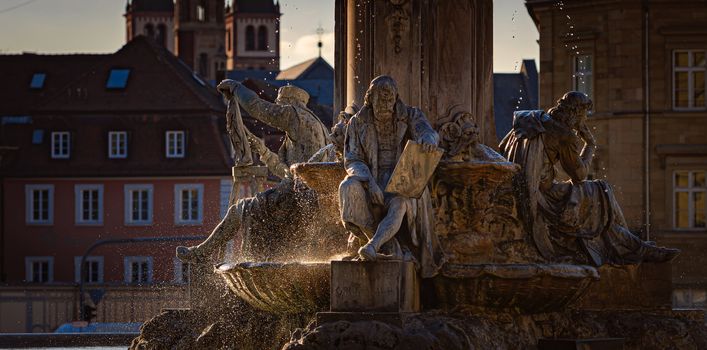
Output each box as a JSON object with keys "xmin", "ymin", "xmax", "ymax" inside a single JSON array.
[{"xmin": 317, "ymin": 261, "xmax": 419, "ymax": 326}]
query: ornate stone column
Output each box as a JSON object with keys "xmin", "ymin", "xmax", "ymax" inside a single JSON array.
[{"xmin": 335, "ymin": 0, "xmax": 496, "ymax": 145}]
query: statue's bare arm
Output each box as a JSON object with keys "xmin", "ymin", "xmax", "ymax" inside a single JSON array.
[{"xmin": 223, "ymin": 80, "xmax": 299, "ymax": 134}]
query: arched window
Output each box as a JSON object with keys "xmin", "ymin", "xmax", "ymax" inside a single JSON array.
[
  {"xmin": 257, "ymin": 26, "xmax": 268, "ymax": 51},
  {"xmin": 245, "ymin": 25, "xmax": 255, "ymax": 51},
  {"xmin": 156, "ymin": 24, "xmax": 167, "ymax": 47},
  {"xmin": 198, "ymin": 53, "xmax": 208, "ymax": 77},
  {"xmin": 144, "ymin": 23, "xmax": 155, "ymax": 39},
  {"xmin": 197, "ymin": 0, "xmax": 207, "ymax": 22}
]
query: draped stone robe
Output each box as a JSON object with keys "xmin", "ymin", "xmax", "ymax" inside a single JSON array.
[
  {"xmin": 340, "ymin": 100, "xmax": 444, "ymax": 278},
  {"xmin": 500, "ymin": 110, "xmax": 657, "ymax": 266}
]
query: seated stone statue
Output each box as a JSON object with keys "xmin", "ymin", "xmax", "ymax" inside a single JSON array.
[
  {"xmin": 177, "ymin": 82, "xmax": 329, "ymax": 262},
  {"xmin": 338, "ymin": 75, "xmax": 444, "ymax": 278},
  {"xmin": 500, "ymin": 91, "xmax": 679, "ymax": 266}
]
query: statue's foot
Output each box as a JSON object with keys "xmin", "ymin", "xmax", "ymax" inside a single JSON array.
[
  {"xmin": 176, "ymin": 246, "xmax": 206, "ymax": 263},
  {"xmin": 358, "ymin": 244, "xmax": 377, "ymax": 261},
  {"xmin": 644, "ymin": 246, "xmax": 680, "ymax": 263}
]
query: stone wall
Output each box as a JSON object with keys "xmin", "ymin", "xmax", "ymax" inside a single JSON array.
[{"xmin": 527, "ymin": 0, "xmax": 707, "ymax": 292}]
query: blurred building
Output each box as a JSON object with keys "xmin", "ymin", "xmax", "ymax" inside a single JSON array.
[
  {"xmin": 526, "ymin": 0, "xmax": 707, "ymax": 308},
  {"xmin": 493, "ymin": 59, "xmax": 539, "ymax": 141},
  {"xmin": 225, "ymin": 0, "xmax": 281, "ymax": 71},
  {"xmin": 124, "ymin": 0, "xmax": 175, "ymax": 52},
  {"xmin": 0, "ymin": 36, "xmax": 235, "ymax": 287},
  {"xmin": 124, "ymin": 0, "xmax": 281, "ymax": 82}
]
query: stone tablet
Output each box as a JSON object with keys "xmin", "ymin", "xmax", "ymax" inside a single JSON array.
[{"xmin": 384, "ymin": 140, "xmax": 443, "ymax": 198}]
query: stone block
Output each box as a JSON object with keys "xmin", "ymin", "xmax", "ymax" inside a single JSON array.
[
  {"xmin": 575, "ymin": 262, "xmax": 672, "ymax": 310},
  {"xmin": 330, "ymin": 261, "xmax": 419, "ymax": 313}
]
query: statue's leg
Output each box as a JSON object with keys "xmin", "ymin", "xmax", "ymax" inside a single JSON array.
[
  {"xmin": 359, "ymin": 197, "xmax": 407, "ymax": 261},
  {"xmin": 339, "ymin": 177, "xmax": 376, "ymax": 238},
  {"xmin": 176, "ymin": 199, "xmax": 246, "ymax": 263}
]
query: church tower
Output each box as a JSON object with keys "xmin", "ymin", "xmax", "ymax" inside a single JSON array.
[
  {"xmin": 225, "ymin": 0, "xmax": 281, "ymax": 71},
  {"xmin": 124, "ymin": 0, "xmax": 175, "ymax": 52},
  {"xmin": 174, "ymin": 0, "xmax": 227, "ymax": 82}
]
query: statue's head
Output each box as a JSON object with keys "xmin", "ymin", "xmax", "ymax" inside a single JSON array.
[
  {"xmin": 276, "ymin": 85, "xmax": 310, "ymax": 107},
  {"xmin": 331, "ymin": 103, "xmax": 358, "ymax": 154},
  {"xmin": 363, "ymin": 75, "xmax": 398, "ymax": 114},
  {"xmin": 550, "ymin": 91, "xmax": 593, "ymax": 129},
  {"xmin": 330, "ymin": 119, "xmax": 348, "ymax": 153}
]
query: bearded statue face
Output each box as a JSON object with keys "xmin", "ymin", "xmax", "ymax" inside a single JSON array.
[{"xmin": 371, "ymin": 86, "xmax": 396, "ymax": 116}]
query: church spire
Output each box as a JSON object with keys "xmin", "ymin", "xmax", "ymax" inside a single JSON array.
[{"xmin": 316, "ymin": 24, "xmax": 324, "ymax": 58}]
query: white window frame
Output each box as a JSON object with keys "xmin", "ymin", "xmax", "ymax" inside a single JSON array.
[
  {"xmin": 196, "ymin": 5, "xmax": 205, "ymax": 21},
  {"xmin": 51, "ymin": 131, "xmax": 70, "ymax": 159},
  {"xmin": 75, "ymin": 184, "xmax": 104, "ymax": 225},
  {"xmin": 672, "ymin": 170, "xmax": 707, "ymax": 230},
  {"xmin": 673, "ymin": 50, "xmax": 707, "ymax": 111},
  {"xmin": 108, "ymin": 131, "xmax": 128, "ymax": 159},
  {"xmin": 25, "ymin": 257, "xmax": 54, "ymax": 283},
  {"xmin": 124, "ymin": 184, "xmax": 154, "ymax": 225},
  {"xmin": 124, "ymin": 256, "xmax": 153, "ymax": 284},
  {"xmin": 25, "ymin": 184, "xmax": 54, "ymax": 225},
  {"xmin": 219, "ymin": 178, "xmax": 232, "ymax": 219},
  {"xmin": 572, "ymin": 54, "xmax": 593, "ymax": 98},
  {"xmin": 165, "ymin": 131, "xmax": 185, "ymax": 158},
  {"xmin": 174, "ymin": 184, "xmax": 204, "ymax": 225},
  {"xmin": 173, "ymin": 257, "xmax": 190, "ymax": 284},
  {"xmin": 73, "ymin": 256, "xmax": 104, "ymax": 283}
]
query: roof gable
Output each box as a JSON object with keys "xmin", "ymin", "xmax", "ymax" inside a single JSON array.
[{"xmin": 276, "ymin": 57, "xmax": 333, "ymax": 80}]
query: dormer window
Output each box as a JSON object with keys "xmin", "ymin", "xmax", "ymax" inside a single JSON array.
[
  {"xmin": 51, "ymin": 131, "xmax": 70, "ymax": 159},
  {"xmin": 106, "ymin": 69, "xmax": 130, "ymax": 89},
  {"xmin": 108, "ymin": 131, "xmax": 128, "ymax": 159},
  {"xmin": 30, "ymin": 73, "xmax": 46, "ymax": 89},
  {"xmin": 165, "ymin": 131, "xmax": 185, "ymax": 158}
]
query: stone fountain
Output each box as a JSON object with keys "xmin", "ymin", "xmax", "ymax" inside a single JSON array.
[{"xmin": 130, "ymin": 1, "xmax": 706, "ymax": 349}]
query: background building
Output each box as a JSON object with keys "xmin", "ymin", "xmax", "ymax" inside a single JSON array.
[
  {"xmin": 526, "ymin": 0, "xmax": 707, "ymax": 308},
  {"xmin": 124, "ymin": 0, "xmax": 282, "ymax": 82},
  {"xmin": 225, "ymin": 0, "xmax": 281, "ymax": 71},
  {"xmin": 0, "ymin": 37, "xmax": 235, "ymax": 331},
  {"xmin": 124, "ymin": 0, "xmax": 175, "ymax": 52},
  {"xmin": 493, "ymin": 59, "xmax": 539, "ymax": 140},
  {"xmin": 174, "ymin": 0, "xmax": 227, "ymax": 82}
]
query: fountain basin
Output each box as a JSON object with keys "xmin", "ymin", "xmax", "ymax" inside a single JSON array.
[
  {"xmin": 433, "ymin": 263, "xmax": 599, "ymax": 313},
  {"xmin": 291, "ymin": 162, "xmax": 347, "ymax": 195},
  {"xmin": 217, "ymin": 262, "xmax": 330, "ymax": 314}
]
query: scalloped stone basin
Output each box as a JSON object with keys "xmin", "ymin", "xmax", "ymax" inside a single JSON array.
[
  {"xmin": 434, "ymin": 263, "xmax": 600, "ymax": 313},
  {"xmin": 291, "ymin": 161, "xmax": 347, "ymax": 195},
  {"xmin": 217, "ymin": 262, "xmax": 330, "ymax": 314}
]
